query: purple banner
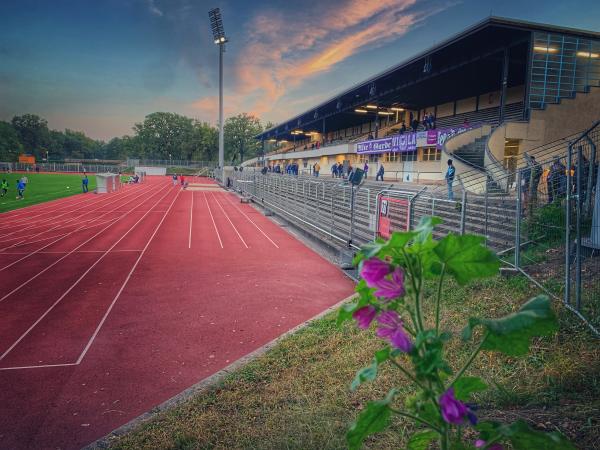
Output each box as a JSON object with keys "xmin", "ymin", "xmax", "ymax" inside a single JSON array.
[{"xmin": 356, "ymin": 124, "xmax": 477, "ymax": 155}]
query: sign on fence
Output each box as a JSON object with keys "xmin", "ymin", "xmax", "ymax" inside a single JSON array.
[{"xmin": 378, "ymin": 196, "xmax": 410, "ymax": 238}]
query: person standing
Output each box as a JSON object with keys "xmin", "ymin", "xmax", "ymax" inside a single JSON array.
[
  {"xmin": 314, "ymin": 162, "xmax": 320, "ymax": 177},
  {"xmin": 376, "ymin": 164, "xmax": 385, "ymax": 181},
  {"xmin": 363, "ymin": 161, "xmax": 369, "ymax": 179},
  {"xmin": 445, "ymin": 159, "xmax": 456, "ymax": 200},
  {"xmin": 0, "ymin": 178, "xmax": 8, "ymax": 197},
  {"xmin": 180, "ymin": 174, "xmax": 185, "ymax": 187},
  {"xmin": 172, "ymin": 174, "xmax": 178, "ymax": 186},
  {"xmin": 82, "ymin": 174, "xmax": 89, "ymax": 193}
]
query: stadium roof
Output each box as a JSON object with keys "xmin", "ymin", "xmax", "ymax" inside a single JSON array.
[{"xmin": 256, "ymin": 16, "xmax": 600, "ymax": 141}]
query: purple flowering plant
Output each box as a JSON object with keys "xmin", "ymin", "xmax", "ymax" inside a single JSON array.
[{"xmin": 338, "ymin": 217, "xmax": 573, "ymax": 450}]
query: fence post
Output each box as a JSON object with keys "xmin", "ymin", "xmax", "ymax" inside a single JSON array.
[
  {"xmin": 565, "ymin": 144, "xmax": 572, "ymax": 306},
  {"xmin": 576, "ymin": 145, "xmax": 582, "ymax": 311},
  {"xmin": 515, "ymin": 170, "xmax": 522, "ymax": 270},
  {"xmin": 460, "ymin": 190, "xmax": 467, "ymax": 235},
  {"xmin": 484, "ymin": 179, "xmax": 489, "ymax": 246}
]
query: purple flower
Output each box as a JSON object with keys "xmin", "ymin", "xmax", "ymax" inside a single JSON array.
[
  {"xmin": 439, "ymin": 388, "xmax": 468, "ymax": 425},
  {"xmin": 376, "ymin": 310, "xmax": 413, "ymax": 352},
  {"xmin": 353, "ymin": 306, "xmax": 377, "ymax": 329},
  {"xmin": 360, "ymin": 258, "xmax": 391, "ymax": 287},
  {"xmin": 373, "ymin": 266, "xmax": 405, "ymax": 300},
  {"xmin": 475, "ymin": 440, "xmax": 503, "ymax": 450}
]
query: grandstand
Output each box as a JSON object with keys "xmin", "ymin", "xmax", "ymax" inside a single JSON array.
[{"xmin": 251, "ymin": 17, "xmax": 600, "ymax": 188}]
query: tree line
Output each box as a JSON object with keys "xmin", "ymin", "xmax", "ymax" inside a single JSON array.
[{"xmin": 0, "ymin": 112, "xmax": 274, "ymax": 164}]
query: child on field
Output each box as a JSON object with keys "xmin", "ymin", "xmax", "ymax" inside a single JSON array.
[
  {"xmin": 0, "ymin": 179, "xmax": 8, "ymax": 197},
  {"xmin": 16, "ymin": 179, "xmax": 25, "ymax": 200}
]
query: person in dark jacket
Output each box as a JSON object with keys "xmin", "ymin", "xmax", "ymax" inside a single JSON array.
[{"xmin": 376, "ymin": 164, "xmax": 385, "ymax": 181}]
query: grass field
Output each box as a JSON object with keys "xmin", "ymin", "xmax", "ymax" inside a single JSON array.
[
  {"xmin": 0, "ymin": 173, "xmax": 97, "ymax": 213},
  {"xmin": 108, "ymin": 274, "xmax": 599, "ymax": 450}
]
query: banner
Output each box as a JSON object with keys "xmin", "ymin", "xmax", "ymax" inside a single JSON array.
[{"xmin": 356, "ymin": 124, "xmax": 477, "ymax": 155}]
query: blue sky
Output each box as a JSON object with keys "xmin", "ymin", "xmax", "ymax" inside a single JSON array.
[{"xmin": 0, "ymin": 0, "xmax": 598, "ymax": 141}]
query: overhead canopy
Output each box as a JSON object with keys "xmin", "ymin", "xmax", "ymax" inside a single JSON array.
[{"xmin": 256, "ymin": 16, "xmax": 600, "ymax": 142}]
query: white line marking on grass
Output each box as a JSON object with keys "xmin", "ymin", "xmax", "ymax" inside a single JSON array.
[
  {"xmin": 188, "ymin": 191, "xmax": 193, "ymax": 249},
  {"xmin": 211, "ymin": 192, "xmax": 248, "ymax": 248},
  {"xmin": 203, "ymin": 192, "xmax": 223, "ymax": 249},
  {"xmin": 0, "ymin": 187, "xmax": 176, "ymax": 362},
  {"xmin": 0, "ymin": 185, "xmax": 166, "ymax": 299},
  {"xmin": 221, "ymin": 194, "xmax": 279, "ymax": 248},
  {"xmin": 0, "ymin": 185, "xmax": 158, "ymax": 272},
  {"xmin": 77, "ymin": 189, "xmax": 181, "ymax": 364}
]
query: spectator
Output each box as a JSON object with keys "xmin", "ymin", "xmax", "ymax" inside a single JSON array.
[
  {"xmin": 463, "ymin": 117, "xmax": 470, "ymax": 128},
  {"xmin": 528, "ymin": 156, "xmax": 543, "ymax": 204},
  {"xmin": 337, "ymin": 162, "xmax": 343, "ymax": 178},
  {"xmin": 429, "ymin": 113, "xmax": 436, "ymax": 130},
  {"xmin": 363, "ymin": 161, "xmax": 369, "ymax": 179},
  {"xmin": 422, "ymin": 113, "xmax": 429, "ymax": 130},
  {"xmin": 314, "ymin": 162, "xmax": 320, "ymax": 177},
  {"xmin": 400, "ymin": 123, "xmax": 407, "ymax": 134},
  {"xmin": 331, "ymin": 163, "xmax": 338, "ymax": 178},
  {"xmin": 411, "ymin": 118, "xmax": 419, "ymax": 132},
  {"xmin": 368, "ymin": 133, "xmax": 374, "ymax": 140},
  {"xmin": 376, "ymin": 164, "xmax": 385, "ymax": 181},
  {"xmin": 445, "ymin": 159, "xmax": 455, "ymax": 200}
]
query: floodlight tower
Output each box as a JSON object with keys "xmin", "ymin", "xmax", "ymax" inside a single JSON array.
[{"xmin": 208, "ymin": 7, "xmax": 228, "ymax": 169}]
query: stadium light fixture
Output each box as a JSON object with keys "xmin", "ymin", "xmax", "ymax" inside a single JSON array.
[
  {"xmin": 377, "ymin": 111, "xmax": 394, "ymax": 115},
  {"xmin": 533, "ymin": 46, "xmax": 558, "ymax": 53},
  {"xmin": 365, "ymin": 104, "xmax": 378, "ymax": 109},
  {"xmin": 390, "ymin": 107, "xmax": 404, "ymax": 111},
  {"xmin": 577, "ymin": 51, "xmax": 599, "ymax": 58},
  {"xmin": 354, "ymin": 108, "xmax": 368, "ymax": 113},
  {"xmin": 208, "ymin": 7, "xmax": 228, "ymax": 169}
]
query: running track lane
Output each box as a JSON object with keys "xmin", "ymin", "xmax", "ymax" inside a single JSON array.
[{"xmin": 0, "ymin": 178, "xmax": 355, "ymax": 449}]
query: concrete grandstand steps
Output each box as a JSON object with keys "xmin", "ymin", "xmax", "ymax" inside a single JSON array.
[{"xmin": 453, "ymin": 136, "xmax": 487, "ymax": 169}]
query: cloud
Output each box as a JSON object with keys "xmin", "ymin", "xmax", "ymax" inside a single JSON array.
[
  {"xmin": 146, "ymin": 0, "xmax": 163, "ymax": 17},
  {"xmin": 190, "ymin": 0, "xmax": 447, "ymax": 122}
]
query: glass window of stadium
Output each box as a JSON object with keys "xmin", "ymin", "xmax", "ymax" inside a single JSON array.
[
  {"xmin": 385, "ymin": 152, "xmax": 399, "ymax": 162},
  {"xmin": 368, "ymin": 154, "xmax": 379, "ymax": 163},
  {"xmin": 530, "ymin": 32, "xmax": 600, "ymax": 109},
  {"xmin": 422, "ymin": 147, "xmax": 441, "ymax": 161},
  {"xmin": 401, "ymin": 150, "xmax": 417, "ymax": 162}
]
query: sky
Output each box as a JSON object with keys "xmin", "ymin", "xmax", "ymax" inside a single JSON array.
[{"xmin": 0, "ymin": 0, "xmax": 598, "ymax": 141}]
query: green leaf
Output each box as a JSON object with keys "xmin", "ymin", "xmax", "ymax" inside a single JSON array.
[
  {"xmin": 414, "ymin": 216, "xmax": 443, "ymax": 243},
  {"xmin": 462, "ymin": 295, "xmax": 558, "ymax": 356},
  {"xmin": 433, "ymin": 234, "xmax": 500, "ymax": 285},
  {"xmin": 452, "ymin": 376, "xmax": 488, "ymax": 401},
  {"xmin": 347, "ymin": 389, "xmax": 396, "ymax": 450},
  {"xmin": 351, "ymin": 361, "xmax": 378, "ymax": 391},
  {"xmin": 358, "ymin": 231, "xmax": 417, "ymax": 262},
  {"xmin": 504, "ymin": 420, "xmax": 576, "ymax": 450},
  {"xmin": 407, "ymin": 429, "xmax": 438, "ymax": 450},
  {"xmin": 374, "ymin": 347, "xmax": 391, "ymax": 364}
]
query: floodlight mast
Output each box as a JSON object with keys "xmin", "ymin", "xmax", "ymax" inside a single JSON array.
[{"xmin": 208, "ymin": 8, "xmax": 228, "ymax": 169}]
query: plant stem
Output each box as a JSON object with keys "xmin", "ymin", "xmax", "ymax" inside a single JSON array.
[
  {"xmin": 389, "ymin": 359, "xmax": 427, "ymax": 391},
  {"xmin": 389, "ymin": 408, "xmax": 443, "ymax": 434},
  {"xmin": 435, "ymin": 264, "xmax": 446, "ymax": 335},
  {"xmin": 402, "ymin": 248, "xmax": 424, "ymax": 332},
  {"xmin": 450, "ymin": 332, "xmax": 489, "ymax": 386}
]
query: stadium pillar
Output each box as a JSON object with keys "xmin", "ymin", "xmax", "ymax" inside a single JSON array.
[
  {"xmin": 218, "ymin": 43, "xmax": 225, "ymax": 169},
  {"xmin": 499, "ymin": 47, "xmax": 509, "ymax": 124},
  {"xmin": 322, "ymin": 118, "xmax": 326, "ymax": 144}
]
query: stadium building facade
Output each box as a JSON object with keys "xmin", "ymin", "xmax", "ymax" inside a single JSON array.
[{"xmin": 252, "ymin": 17, "xmax": 600, "ymax": 189}]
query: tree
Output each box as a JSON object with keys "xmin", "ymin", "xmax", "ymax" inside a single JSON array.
[
  {"xmin": 224, "ymin": 113, "xmax": 263, "ymax": 164},
  {"xmin": 133, "ymin": 112, "xmax": 195, "ymax": 160},
  {"xmin": 11, "ymin": 114, "xmax": 50, "ymax": 158},
  {"xmin": 0, "ymin": 121, "xmax": 23, "ymax": 161}
]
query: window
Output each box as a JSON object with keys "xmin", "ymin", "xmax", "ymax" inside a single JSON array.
[
  {"xmin": 368, "ymin": 154, "xmax": 379, "ymax": 163},
  {"xmin": 401, "ymin": 151, "xmax": 417, "ymax": 162},
  {"xmin": 422, "ymin": 147, "xmax": 441, "ymax": 161},
  {"xmin": 385, "ymin": 152, "xmax": 399, "ymax": 162}
]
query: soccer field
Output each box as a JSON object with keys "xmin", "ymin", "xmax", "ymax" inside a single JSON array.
[{"xmin": 0, "ymin": 173, "xmax": 97, "ymax": 213}]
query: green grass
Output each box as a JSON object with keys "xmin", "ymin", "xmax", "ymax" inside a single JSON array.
[
  {"xmin": 108, "ymin": 276, "xmax": 599, "ymax": 450},
  {"xmin": 0, "ymin": 173, "xmax": 97, "ymax": 213}
]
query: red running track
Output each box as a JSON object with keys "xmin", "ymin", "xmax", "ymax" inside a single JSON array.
[{"xmin": 0, "ymin": 176, "xmax": 355, "ymax": 449}]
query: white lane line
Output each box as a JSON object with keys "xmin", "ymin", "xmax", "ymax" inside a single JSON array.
[
  {"xmin": 203, "ymin": 192, "xmax": 223, "ymax": 249},
  {"xmin": 0, "ymin": 187, "xmax": 176, "ymax": 362},
  {"xmin": 0, "ymin": 191, "xmax": 100, "ymax": 223},
  {"xmin": 221, "ymin": 194, "xmax": 279, "ymax": 248},
  {"xmin": 76, "ymin": 189, "xmax": 181, "ymax": 364},
  {"xmin": 0, "ymin": 185, "xmax": 166, "ymax": 300},
  {"xmin": 188, "ymin": 191, "xmax": 193, "ymax": 249},
  {"xmin": 0, "ymin": 184, "xmax": 159, "ymax": 272},
  {"xmin": 210, "ymin": 192, "xmax": 248, "ymax": 248},
  {"xmin": 0, "ymin": 362, "xmax": 78, "ymax": 371}
]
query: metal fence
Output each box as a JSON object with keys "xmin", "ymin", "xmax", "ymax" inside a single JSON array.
[
  {"xmin": 128, "ymin": 159, "xmax": 216, "ymax": 168},
  {"xmin": 223, "ymin": 129, "xmax": 599, "ymax": 335},
  {"xmin": 3, "ymin": 162, "xmax": 121, "ymax": 173}
]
